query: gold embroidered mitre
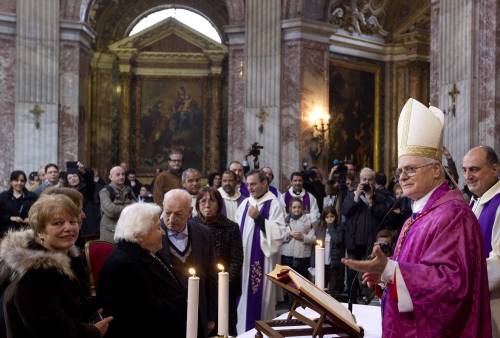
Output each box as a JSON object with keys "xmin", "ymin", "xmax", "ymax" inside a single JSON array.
[{"xmin": 397, "ymin": 98, "xmax": 444, "ymax": 161}]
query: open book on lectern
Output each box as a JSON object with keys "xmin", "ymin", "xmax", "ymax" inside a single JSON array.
[{"xmin": 268, "ymin": 264, "xmax": 362, "ymax": 335}]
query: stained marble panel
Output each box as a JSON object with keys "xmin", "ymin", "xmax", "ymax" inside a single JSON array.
[{"xmin": 0, "ymin": 35, "xmax": 15, "ymax": 188}]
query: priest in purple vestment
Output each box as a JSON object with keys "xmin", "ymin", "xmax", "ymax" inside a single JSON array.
[
  {"xmin": 463, "ymin": 145, "xmax": 500, "ymax": 337},
  {"xmin": 343, "ymin": 98, "xmax": 492, "ymax": 338}
]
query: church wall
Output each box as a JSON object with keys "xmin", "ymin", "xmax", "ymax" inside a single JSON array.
[
  {"xmin": 431, "ymin": 0, "xmax": 500, "ymax": 183},
  {"xmin": 0, "ymin": 35, "xmax": 16, "ymax": 187},
  {"xmin": 0, "ymin": 1, "xmax": 15, "ymax": 13},
  {"xmin": 59, "ymin": 42, "xmax": 81, "ymax": 165},
  {"xmin": 14, "ymin": 0, "xmax": 60, "ymax": 174}
]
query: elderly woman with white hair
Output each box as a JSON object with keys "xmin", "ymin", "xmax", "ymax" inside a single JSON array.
[{"xmin": 97, "ymin": 202, "xmax": 187, "ymax": 338}]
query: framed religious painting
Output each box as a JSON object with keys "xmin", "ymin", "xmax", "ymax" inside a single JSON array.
[
  {"xmin": 135, "ymin": 76, "xmax": 208, "ymax": 175},
  {"xmin": 328, "ymin": 59, "xmax": 381, "ymax": 171}
]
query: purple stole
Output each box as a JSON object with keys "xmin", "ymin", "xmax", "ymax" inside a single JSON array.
[
  {"xmin": 240, "ymin": 199, "xmax": 272, "ymax": 331},
  {"xmin": 240, "ymin": 183, "xmax": 250, "ymax": 198},
  {"xmin": 284, "ymin": 191, "xmax": 311, "ymax": 213},
  {"xmin": 476, "ymin": 193, "xmax": 500, "ymax": 256},
  {"xmin": 269, "ymin": 185, "xmax": 279, "ymax": 198},
  {"xmin": 220, "ymin": 194, "xmax": 245, "ymax": 218}
]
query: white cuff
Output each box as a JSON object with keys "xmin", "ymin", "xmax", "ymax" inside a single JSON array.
[
  {"xmin": 381, "ymin": 259, "xmax": 397, "ymax": 283},
  {"xmin": 381, "ymin": 260, "xmax": 413, "ymax": 312}
]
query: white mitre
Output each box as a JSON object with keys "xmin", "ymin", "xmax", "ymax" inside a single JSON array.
[{"xmin": 397, "ymin": 98, "xmax": 444, "ymax": 161}]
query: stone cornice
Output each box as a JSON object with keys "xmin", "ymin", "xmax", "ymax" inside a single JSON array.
[
  {"xmin": 0, "ymin": 12, "xmax": 15, "ymax": 35},
  {"xmin": 133, "ymin": 67, "xmax": 211, "ymax": 77},
  {"xmin": 223, "ymin": 24, "xmax": 245, "ymax": 45},
  {"xmin": 281, "ymin": 18, "xmax": 336, "ymax": 44},
  {"xmin": 135, "ymin": 52, "xmax": 211, "ymax": 64},
  {"xmin": 330, "ymin": 29, "xmax": 429, "ymax": 62},
  {"xmin": 60, "ymin": 20, "xmax": 96, "ymax": 50}
]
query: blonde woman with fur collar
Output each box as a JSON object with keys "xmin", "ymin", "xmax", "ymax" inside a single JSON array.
[{"xmin": 0, "ymin": 194, "xmax": 112, "ymax": 338}]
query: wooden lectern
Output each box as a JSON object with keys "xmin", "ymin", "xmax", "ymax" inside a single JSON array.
[{"xmin": 254, "ymin": 265, "xmax": 364, "ymax": 338}]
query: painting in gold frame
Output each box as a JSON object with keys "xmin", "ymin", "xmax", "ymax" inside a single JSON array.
[{"xmin": 328, "ymin": 59, "xmax": 381, "ymax": 171}]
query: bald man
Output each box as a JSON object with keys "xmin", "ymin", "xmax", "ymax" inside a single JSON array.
[
  {"xmin": 463, "ymin": 145, "xmax": 500, "ymax": 337},
  {"xmin": 158, "ymin": 189, "xmax": 217, "ymax": 338},
  {"xmin": 99, "ymin": 166, "xmax": 136, "ymax": 242}
]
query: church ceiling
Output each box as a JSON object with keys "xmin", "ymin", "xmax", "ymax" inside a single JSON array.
[{"xmin": 86, "ymin": 0, "xmax": 229, "ymax": 51}]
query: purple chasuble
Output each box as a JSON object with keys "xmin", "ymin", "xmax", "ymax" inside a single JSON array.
[
  {"xmin": 382, "ymin": 183, "xmax": 491, "ymax": 338},
  {"xmin": 284, "ymin": 191, "xmax": 310, "ymax": 213},
  {"xmin": 240, "ymin": 184, "xmax": 250, "ymax": 198},
  {"xmin": 240, "ymin": 199, "xmax": 272, "ymax": 331},
  {"xmin": 476, "ymin": 193, "xmax": 500, "ymax": 256},
  {"xmin": 269, "ymin": 185, "xmax": 279, "ymax": 198},
  {"xmin": 221, "ymin": 194, "xmax": 245, "ymax": 218}
]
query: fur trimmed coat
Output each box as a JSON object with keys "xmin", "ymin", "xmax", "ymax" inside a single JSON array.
[{"xmin": 0, "ymin": 229, "xmax": 100, "ymax": 338}]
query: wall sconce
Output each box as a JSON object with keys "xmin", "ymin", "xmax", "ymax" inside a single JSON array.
[
  {"xmin": 443, "ymin": 83, "xmax": 459, "ymax": 117},
  {"xmin": 314, "ymin": 118, "xmax": 329, "ymax": 142},
  {"xmin": 308, "ymin": 110, "xmax": 330, "ymax": 160}
]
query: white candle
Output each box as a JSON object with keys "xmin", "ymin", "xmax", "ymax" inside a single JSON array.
[
  {"xmin": 217, "ymin": 264, "xmax": 229, "ymax": 336},
  {"xmin": 315, "ymin": 240, "xmax": 325, "ymax": 290},
  {"xmin": 186, "ymin": 268, "xmax": 199, "ymax": 338}
]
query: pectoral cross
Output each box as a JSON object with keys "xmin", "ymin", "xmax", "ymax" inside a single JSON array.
[
  {"xmin": 256, "ymin": 109, "xmax": 268, "ymax": 134},
  {"xmin": 448, "ymin": 84, "xmax": 460, "ymax": 117},
  {"xmin": 30, "ymin": 104, "xmax": 44, "ymax": 129}
]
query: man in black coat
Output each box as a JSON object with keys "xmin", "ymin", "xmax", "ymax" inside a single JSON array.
[{"xmin": 159, "ymin": 189, "xmax": 217, "ymax": 338}]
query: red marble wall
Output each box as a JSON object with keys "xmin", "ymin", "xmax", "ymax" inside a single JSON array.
[
  {"xmin": 0, "ymin": 35, "xmax": 15, "ymax": 186},
  {"xmin": 227, "ymin": 45, "xmax": 246, "ymax": 164},
  {"xmin": 0, "ymin": 0, "xmax": 16, "ymax": 13}
]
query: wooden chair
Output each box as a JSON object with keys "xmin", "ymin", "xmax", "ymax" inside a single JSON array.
[{"xmin": 84, "ymin": 240, "xmax": 114, "ymax": 296}]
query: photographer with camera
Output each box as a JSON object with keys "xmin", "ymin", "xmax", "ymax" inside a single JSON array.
[
  {"xmin": 341, "ymin": 167, "xmax": 392, "ymax": 305},
  {"xmin": 280, "ymin": 172, "xmax": 320, "ymax": 224}
]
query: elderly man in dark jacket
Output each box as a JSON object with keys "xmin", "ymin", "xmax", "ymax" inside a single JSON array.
[
  {"xmin": 159, "ymin": 189, "xmax": 217, "ymax": 338},
  {"xmin": 341, "ymin": 167, "xmax": 391, "ymax": 304}
]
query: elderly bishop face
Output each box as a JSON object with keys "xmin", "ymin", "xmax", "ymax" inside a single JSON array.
[{"xmin": 397, "ymin": 155, "xmax": 442, "ymax": 201}]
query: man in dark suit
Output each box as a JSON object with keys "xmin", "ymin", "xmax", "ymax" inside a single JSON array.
[{"xmin": 159, "ymin": 189, "xmax": 217, "ymax": 338}]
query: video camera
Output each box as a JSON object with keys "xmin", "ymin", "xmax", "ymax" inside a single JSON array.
[
  {"xmin": 247, "ymin": 142, "xmax": 263, "ymax": 157},
  {"xmin": 330, "ymin": 159, "xmax": 348, "ymax": 185}
]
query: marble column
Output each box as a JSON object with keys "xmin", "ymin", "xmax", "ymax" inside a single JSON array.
[
  {"xmin": 90, "ymin": 52, "xmax": 116, "ymax": 178},
  {"xmin": 0, "ymin": 12, "xmax": 16, "ymax": 188},
  {"xmin": 225, "ymin": 25, "xmax": 245, "ymax": 165},
  {"xmin": 208, "ymin": 58, "xmax": 223, "ymax": 172},
  {"xmin": 15, "ymin": 0, "xmax": 59, "ymax": 172},
  {"xmin": 244, "ymin": 0, "xmax": 282, "ymax": 180},
  {"xmin": 431, "ymin": 0, "xmax": 500, "ymax": 179},
  {"xmin": 118, "ymin": 71, "xmax": 131, "ymax": 166},
  {"xmin": 281, "ymin": 19, "xmax": 333, "ymax": 186}
]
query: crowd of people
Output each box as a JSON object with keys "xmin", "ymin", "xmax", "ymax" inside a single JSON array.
[{"xmin": 0, "ymin": 99, "xmax": 498, "ymax": 337}]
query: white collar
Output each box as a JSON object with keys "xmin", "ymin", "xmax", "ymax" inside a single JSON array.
[
  {"xmin": 217, "ymin": 187, "xmax": 242, "ymax": 201},
  {"xmin": 474, "ymin": 179, "xmax": 500, "ymax": 206},
  {"xmin": 288, "ymin": 187, "xmax": 305, "ymax": 198},
  {"xmin": 249, "ymin": 191, "xmax": 274, "ymax": 205},
  {"xmin": 412, "ymin": 184, "xmax": 441, "ymax": 213}
]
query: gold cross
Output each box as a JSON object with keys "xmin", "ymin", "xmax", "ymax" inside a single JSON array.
[
  {"xmin": 256, "ymin": 109, "xmax": 268, "ymax": 134},
  {"xmin": 448, "ymin": 83, "xmax": 460, "ymax": 117},
  {"xmin": 30, "ymin": 104, "xmax": 44, "ymax": 129}
]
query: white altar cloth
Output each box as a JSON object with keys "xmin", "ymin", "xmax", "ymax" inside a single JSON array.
[{"xmin": 238, "ymin": 303, "xmax": 382, "ymax": 338}]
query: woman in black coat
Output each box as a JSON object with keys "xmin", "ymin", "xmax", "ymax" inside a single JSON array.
[
  {"xmin": 0, "ymin": 194, "xmax": 111, "ymax": 338},
  {"xmin": 193, "ymin": 187, "xmax": 243, "ymax": 337},
  {"xmin": 0, "ymin": 170, "xmax": 37, "ymax": 236},
  {"xmin": 97, "ymin": 202, "xmax": 187, "ymax": 338}
]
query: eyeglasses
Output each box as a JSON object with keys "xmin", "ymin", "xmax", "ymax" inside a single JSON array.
[
  {"xmin": 168, "ymin": 159, "xmax": 182, "ymax": 162},
  {"xmin": 395, "ymin": 162, "xmax": 435, "ymax": 178}
]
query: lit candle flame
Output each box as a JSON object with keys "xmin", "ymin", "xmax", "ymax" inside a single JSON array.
[
  {"xmin": 189, "ymin": 268, "xmax": 196, "ymax": 277},
  {"xmin": 316, "ymin": 240, "xmax": 323, "ymax": 248},
  {"xmin": 217, "ymin": 263, "xmax": 225, "ymax": 272}
]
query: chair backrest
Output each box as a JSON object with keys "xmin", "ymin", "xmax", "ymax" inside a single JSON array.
[{"xmin": 84, "ymin": 240, "xmax": 114, "ymax": 296}]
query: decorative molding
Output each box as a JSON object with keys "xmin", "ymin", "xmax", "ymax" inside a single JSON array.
[
  {"xmin": 135, "ymin": 52, "xmax": 212, "ymax": 64},
  {"xmin": 224, "ymin": 24, "xmax": 245, "ymax": 45},
  {"xmin": 0, "ymin": 12, "xmax": 15, "ymax": 35},
  {"xmin": 282, "ymin": 18, "xmax": 336, "ymax": 43},
  {"xmin": 60, "ymin": 20, "xmax": 96, "ymax": 49},
  {"xmin": 133, "ymin": 68, "xmax": 211, "ymax": 77},
  {"xmin": 109, "ymin": 17, "xmax": 227, "ymax": 54},
  {"xmin": 91, "ymin": 52, "xmax": 116, "ymax": 70},
  {"xmin": 327, "ymin": 0, "xmax": 389, "ymax": 37}
]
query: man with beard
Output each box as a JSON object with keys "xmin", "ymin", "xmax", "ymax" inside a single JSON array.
[
  {"xmin": 182, "ymin": 168, "xmax": 202, "ymax": 218},
  {"xmin": 229, "ymin": 161, "xmax": 249, "ymax": 198},
  {"xmin": 280, "ymin": 172, "xmax": 320, "ymax": 223},
  {"xmin": 218, "ymin": 170, "xmax": 245, "ymax": 223},
  {"xmin": 153, "ymin": 149, "xmax": 183, "ymax": 206}
]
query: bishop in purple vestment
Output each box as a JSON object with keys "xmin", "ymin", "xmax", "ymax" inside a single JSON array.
[{"xmin": 343, "ymin": 98, "xmax": 492, "ymax": 338}]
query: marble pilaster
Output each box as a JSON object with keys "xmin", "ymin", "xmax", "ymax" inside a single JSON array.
[
  {"xmin": 209, "ymin": 63, "xmax": 223, "ymax": 172},
  {"xmin": 15, "ymin": 0, "xmax": 60, "ymax": 172},
  {"xmin": 281, "ymin": 19, "xmax": 333, "ymax": 187},
  {"xmin": 0, "ymin": 35, "xmax": 16, "ymax": 188}
]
